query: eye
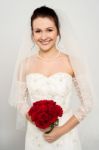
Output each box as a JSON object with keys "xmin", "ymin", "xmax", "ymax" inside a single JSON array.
[
  {"xmin": 47, "ymin": 29, "xmax": 53, "ymax": 32},
  {"xmin": 34, "ymin": 30, "xmax": 41, "ymax": 33}
]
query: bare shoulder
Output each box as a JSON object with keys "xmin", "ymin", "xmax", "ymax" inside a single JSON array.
[
  {"xmin": 59, "ymin": 52, "xmax": 72, "ymax": 66},
  {"xmin": 59, "ymin": 51, "xmax": 69, "ymax": 59},
  {"xmin": 59, "ymin": 52, "xmax": 75, "ymax": 77}
]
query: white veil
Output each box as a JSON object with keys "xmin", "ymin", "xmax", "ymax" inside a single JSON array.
[{"xmin": 8, "ymin": 6, "xmax": 94, "ymax": 131}]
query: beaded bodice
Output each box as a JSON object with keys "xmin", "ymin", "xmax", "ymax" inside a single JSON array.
[{"xmin": 26, "ymin": 72, "xmax": 73, "ymax": 112}]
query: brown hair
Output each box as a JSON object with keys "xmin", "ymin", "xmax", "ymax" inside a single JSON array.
[{"xmin": 31, "ymin": 6, "xmax": 61, "ymax": 39}]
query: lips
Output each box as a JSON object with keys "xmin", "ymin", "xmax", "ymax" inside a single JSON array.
[{"xmin": 39, "ymin": 40, "xmax": 52, "ymax": 45}]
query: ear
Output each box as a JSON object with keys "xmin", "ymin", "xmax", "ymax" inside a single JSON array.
[{"xmin": 31, "ymin": 33, "xmax": 35, "ymax": 42}]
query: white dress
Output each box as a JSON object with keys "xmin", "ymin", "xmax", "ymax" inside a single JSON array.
[{"xmin": 24, "ymin": 72, "xmax": 82, "ymax": 150}]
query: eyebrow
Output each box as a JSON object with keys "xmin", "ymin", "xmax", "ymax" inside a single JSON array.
[{"xmin": 33, "ymin": 27, "xmax": 54, "ymax": 30}]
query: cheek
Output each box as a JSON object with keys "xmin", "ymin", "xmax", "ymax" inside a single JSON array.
[
  {"xmin": 33, "ymin": 34, "xmax": 40, "ymax": 41},
  {"xmin": 52, "ymin": 30, "xmax": 58, "ymax": 38},
  {"xmin": 52, "ymin": 33, "xmax": 58, "ymax": 40}
]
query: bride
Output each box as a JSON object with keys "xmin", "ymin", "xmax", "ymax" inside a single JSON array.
[{"xmin": 9, "ymin": 6, "xmax": 93, "ymax": 150}]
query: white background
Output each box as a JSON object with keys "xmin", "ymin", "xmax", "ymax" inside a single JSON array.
[{"xmin": 0, "ymin": 0, "xmax": 99, "ymax": 150}]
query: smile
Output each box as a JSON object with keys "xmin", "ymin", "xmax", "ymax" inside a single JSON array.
[{"xmin": 39, "ymin": 40, "xmax": 52, "ymax": 45}]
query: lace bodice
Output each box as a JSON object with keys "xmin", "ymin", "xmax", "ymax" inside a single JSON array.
[{"xmin": 16, "ymin": 72, "xmax": 93, "ymax": 122}]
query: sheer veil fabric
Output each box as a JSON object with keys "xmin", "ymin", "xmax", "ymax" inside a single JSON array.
[{"xmin": 8, "ymin": 7, "xmax": 94, "ymax": 130}]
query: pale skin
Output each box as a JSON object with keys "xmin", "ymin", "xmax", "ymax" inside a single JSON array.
[{"xmin": 26, "ymin": 17, "xmax": 80, "ymax": 143}]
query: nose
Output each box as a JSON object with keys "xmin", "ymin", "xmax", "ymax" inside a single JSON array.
[{"xmin": 41, "ymin": 31, "xmax": 48, "ymax": 40}]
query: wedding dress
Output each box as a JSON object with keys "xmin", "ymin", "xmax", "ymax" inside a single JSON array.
[
  {"xmin": 24, "ymin": 72, "xmax": 82, "ymax": 150},
  {"xmin": 9, "ymin": 51, "xmax": 93, "ymax": 150}
]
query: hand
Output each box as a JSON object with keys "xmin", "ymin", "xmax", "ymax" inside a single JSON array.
[{"xmin": 43, "ymin": 126, "xmax": 64, "ymax": 143}]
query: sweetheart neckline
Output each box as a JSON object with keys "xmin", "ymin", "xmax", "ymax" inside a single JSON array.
[{"xmin": 26, "ymin": 72, "xmax": 73, "ymax": 79}]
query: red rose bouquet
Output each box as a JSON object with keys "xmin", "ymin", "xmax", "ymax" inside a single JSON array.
[{"xmin": 28, "ymin": 99, "xmax": 63, "ymax": 134}]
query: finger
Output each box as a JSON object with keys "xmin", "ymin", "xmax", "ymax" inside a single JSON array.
[
  {"xmin": 46, "ymin": 139, "xmax": 53, "ymax": 143},
  {"xmin": 47, "ymin": 139, "xmax": 56, "ymax": 143},
  {"xmin": 43, "ymin": 134, "xmax": 50, "ymax": 138},
  {"xmin": 44, "ymin": 136, "xmax": 55, "ymax": 141}
]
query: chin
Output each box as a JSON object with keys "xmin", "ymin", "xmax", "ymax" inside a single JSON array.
[
  {"xmin": 40, "ymin": 48, "xmax": 51, "ymax": 52},
  {"xmin": 39, "ymin": 45, "xmax": 55, "ymax": 52}
]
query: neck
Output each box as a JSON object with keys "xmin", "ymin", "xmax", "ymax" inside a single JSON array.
[
  {"xmin": 38, "ymin": 48, "xmax": 59, "ymax": 58},
  {"xmin": 37, "ymin": 48, "xmax": 60, "ymax": 61}
]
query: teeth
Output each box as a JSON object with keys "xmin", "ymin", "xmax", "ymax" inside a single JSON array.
[{"xmin": 41, "ymin": 41, "xmax": 50, "ymax": 45}]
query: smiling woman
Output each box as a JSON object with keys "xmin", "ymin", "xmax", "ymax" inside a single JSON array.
[{"xmin": 9, "ymin": 5, "xmax": 93, "ymax": 150}]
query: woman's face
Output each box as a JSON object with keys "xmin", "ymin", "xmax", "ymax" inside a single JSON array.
[{"xmin": 32, "ymin": 17, "xmax": 58, "ymax": 52}]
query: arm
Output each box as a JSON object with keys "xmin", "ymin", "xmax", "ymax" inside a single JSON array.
[
  {"xmin": 44, "ymin": 76, "xmax": 93, "ymax": 142},
  {"xmin": 8, "ymin": 60, "xmax": 32, "ymax": 130},
  {"xmin": 16, "ymin": 81, "xmax": 33, "ymax": 124},
  {"xmin": 16, "ymin": 59, "xmax": 31, "ymax": 120},
  {"xmin": 16, "ymin": 81, "xmax": 30, "ymax": 117},
  {"xmin": 59, "ymin": 76, "xmax": 93, "ymax": 135},
  {"xmin": 72, "ymin": 77, "xmax": 93, "ymax": 121},
  {"xmin": 60, "ymin": 53, "xmax": 93, "ymax": 134}
]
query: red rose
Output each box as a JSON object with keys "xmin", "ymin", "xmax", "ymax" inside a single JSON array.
[{"xmin": 28, "ymin": 99, "xmax": 63, "ymax": 132}]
